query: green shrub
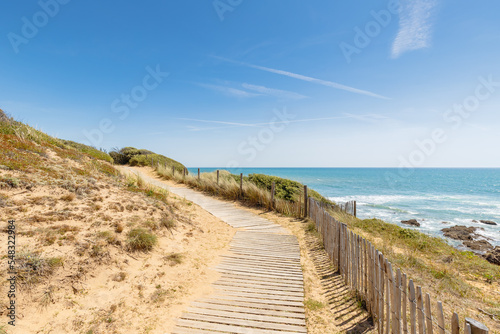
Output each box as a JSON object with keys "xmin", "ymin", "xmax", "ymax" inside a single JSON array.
[
  {"xmin": 109, "ymin": 147, "xmax": 185, "ymax": 172},
  {"xmin": 247, "ymin": 174, "xmax": 302, "ymax": 201}
]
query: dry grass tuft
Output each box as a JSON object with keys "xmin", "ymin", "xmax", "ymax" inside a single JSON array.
[{"xmin": 127, "ymin": 228, "xmax": 157, "ymax": 252}]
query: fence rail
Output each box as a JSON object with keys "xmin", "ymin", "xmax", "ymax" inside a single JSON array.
[{"xmin": 307, "ymin": 197, "xmax": 488, "ymax": 334}]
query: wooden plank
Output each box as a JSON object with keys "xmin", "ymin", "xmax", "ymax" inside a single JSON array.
[
  {"xmin": 379, "ymin": 252, "xmax": 385, "ymax": 334},
  {"xmin": 196, "ymin": 298, "xmax": 304, "ymax": 313},
  {"xmin": 209, "ymin": 294, "xmax": 305, "ymax": 307},
  {"xmin": 213, "ymin": 285, "xmax": 304, "ymax": 298},
  {"xmin": 397, "ymin": 269, "xmax": 402, "ymax": 334},
  {"xmin": 215, "ymin": 268, "xmax": 304, "ymax": 282},
  {"xmin": 465, "ymin": 318, "xmax": 489, "ymax": 334},
  {"xmin": 417, "ymin": 286, "xmax": 425, "ymax": 334},
  {"xmin": 190, "ymin": 301, "xmax": 306, "ymax": 319},
  {"xmin": 271, "ymin": 181, "xmax": 275, "ymax": 210},
  {"xmin": 403, "ymin": 273, "xmax": 408, "ymax": 334},
  {"xmin": 219, "ymin": 273, "xmax": 305, "ymax": 287},
  {"xmin": 214, "ymin": 289, "xmax": 304, "ymax": 302},
  {"xmin": 172, "ymin": 326, "xmax": 227, "ymax": 334},
  {"xmin": 425, "ymin": 293, "xmax": 433, "ymax": 334},
  {"xmin": 385, "ymin": 259, "xmax": 390, "ymax": 334},
  {"xmin": 216, "ymin": 263, "xmax": 303, "ymax": 277},
  {"xmin": 409, "ymin": 280, "xmax": 416, "ymax": 334},
  {"xmin": 436, "ymin": 301, "xmax": 445, "ymax": 334},
  {"xmin": 175, "ymin": 318, "xmax": 305, "ymax": 334},
  {"xmin": 451, "ymin": 313, "xmax": 459, "ymax": 334},
  {"xmin": 187, "ymin": 306, "xmax": 307, "ymax": 326},
  {"xmin": 214, "ymin": 279, "xmax": 304, "ymax": 293},
  {"xmin": 219, "ymin": 260, "xmax": 302, "ymax": 273},
  {"xmin": 179, "ymin": 312, "xmax": 308, "ymax": 332}
]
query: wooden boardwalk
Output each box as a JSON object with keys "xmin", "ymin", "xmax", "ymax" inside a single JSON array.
[{"xmin": 129, "ymin": 169, "xmax": 307, "ymax": 334}]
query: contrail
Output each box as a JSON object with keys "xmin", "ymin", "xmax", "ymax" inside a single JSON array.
[{"xmin": 212, "ymin": 56, "xmax": 390, "ymax": 100}]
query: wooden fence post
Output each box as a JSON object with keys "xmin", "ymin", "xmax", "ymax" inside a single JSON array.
[
  {"xmin": 198, "ymin": 168, "xmax": 200, "ymax": 180},
  {"xmin": 304, "ymin": 185, "xmax": 308, "ymax": 218},
  {"xmin": 425, "ymin": 294, "xmax": 433, "ymax": 334},
  {"xmin": 172, "ymin": 166, "xmax": 175, "ymax": 176},
  {"xmin": 451, "ymin": 313, "xmax": 459, "ymax": 334},
  {"xmin": 240, "ymin": 173, "xmax": 243, "ymax": 195},
  {"xmin": 271, "ymin": 181, "xmax": 275, "ymax": 210},
  {"xmin": 436, "ymin": 302, "xmax": 445, "ymax": 334},
  {"xmin": 465, "ymin": 318, "xmax": 489, "ymax": 334},
  {"xmin": 183, "ymin": 168, "xmax": 186, "ymax": 178},
  {"xmin": 416, "ymin": 286, "xmax": 425, "ymax": 334},
  {"xmin": 217, "ymin": 170, "xmax": 219, "ymax": 185},
  {"xmin": 354, "ymin": 200, "xmax": 357, "ymax": 217}
]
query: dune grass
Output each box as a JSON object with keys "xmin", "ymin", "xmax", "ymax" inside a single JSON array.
[{"xmin": 155, "ymin": 166, "xmax": 312, "ymax": 217}]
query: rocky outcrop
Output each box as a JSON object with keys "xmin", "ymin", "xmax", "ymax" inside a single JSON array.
[
  {"xmin": 463, "ymin": 239, "xmax": 493, "ymax": 252},
  {"xmin": 484, "ymin": 247, "xmax": 500, "ymax": 266},
  {"xmin": 479, "ymin": 220, "xmax": 497, "ymax": 226},
  {"xmin": 401, "ymin": 219, "xmax": 420, "ymax": 227},
  {"xmin": 441, "ymin": 225, "xmax": 478, "ymax": 240}
]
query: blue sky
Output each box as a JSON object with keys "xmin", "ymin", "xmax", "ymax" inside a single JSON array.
[{"xmin": 1, "ymin": 0, "xmax": 500, "ymax": 167}]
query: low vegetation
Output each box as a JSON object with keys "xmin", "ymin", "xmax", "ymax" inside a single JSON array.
[
  {"xmin": 322, "ymin": 208, "xmax": 500, "ymax": 330},
  {"xmin": 127, "ymin": 228, "xmax": 157, "ymax": 251},
  {"xmin": 109, "ymin": 147, "xmax": 185, "ymax": 172},
  {"xmin": 151, "ymin": 165, "xmax": 335, "ymax": 218}
]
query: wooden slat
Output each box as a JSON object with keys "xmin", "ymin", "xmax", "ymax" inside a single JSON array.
[
  {"xmin": 425, "ymin": 293, "xmax": 433, "ymax": 334},
  {"xmin": 417, "ymin": 286, "xmax": 425, "ymax": 334},
  {"xmin": 409, "ymin": 280, "xmax": 416, "ymax": 334},
  {"xmin": 436, "ymin": 301, "xmax": 445, "ymax": 334},
  {"xmin": 186, "ymin": 307, "xmax": 307, "ymax": 326},
  {"xmin": 180, "ymin": 312, "xmax": 307, "ymax": 332},
  {"xmin": 451, "ymin": 312, "xmax": 459, "ymax": 334},
  {"xmin": 175, "ymin": 318, "xmax": 305, "ymax": 334},
  {"xmin": 403, "ymin": 273, "xmax": 408, "ymax": 334},
  {"xmin": 190, "ymin": 301, "xmax": 306, "ymax": 319}
]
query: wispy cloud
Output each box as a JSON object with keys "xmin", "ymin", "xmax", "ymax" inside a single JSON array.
[
  {"xmin": 178, "ymin": 116, "xmax": 351, "ymax": 131},
  {"xmin": 241, "ymin": 83, "xmax": 308, "ymax": 100},
  {"xmin": 343, "ymin": 113, "xmax": 391, "ymax": 123},
  {"xmin": 197, "ymin": 83, "xmax": 260, "ymax": 98},
  {"xmin": 212, "ymin": 56, "xmax": 390, "ymax": 100},
  {"xmin": 391, "ymin": 0, "xmax": 440, "ymax": 58}
]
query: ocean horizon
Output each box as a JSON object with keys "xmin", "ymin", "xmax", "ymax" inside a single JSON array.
[{"xmin": 188, "ymin": 167, "xmax": 500, "ymax": 247}]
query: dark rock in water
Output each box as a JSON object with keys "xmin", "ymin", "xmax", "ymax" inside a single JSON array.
[
  {"xmin": 479, "ymin": 220, "xmax": 497, "ymax": 226},
  {"xmin": 484, "ymin": 247, "xmax": 500, "ymax": 266},
  {"xmin": 441, "ymin": 221, "xmax": 450, "ymax": 224},
  {"xmin": 463, "ymin": 239, "xmax": 493, "ymax": 252},
  {"xmin": 401, "ymin": 219, "xmax": 420, "ymax": 227},
  {"xmin": 472, "ymin": 220, "xmax": 478, "ymax": 223},
  {"xmin": 441, "ymin": 225, "xmax": 477, "ymax": 241}
]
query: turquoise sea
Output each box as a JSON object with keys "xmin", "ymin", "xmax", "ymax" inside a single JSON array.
[{"xmin": 188, "ymin": 168, "xmax": 500, "ymax": 247}]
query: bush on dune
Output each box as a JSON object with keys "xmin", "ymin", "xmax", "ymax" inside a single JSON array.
[{"xmin": 109, "ymin": 147, "xmax": 185, "ymax": 172}]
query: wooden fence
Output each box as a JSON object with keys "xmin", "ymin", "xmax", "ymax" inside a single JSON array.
[
  {"xmin": 339, "ymin": 200, "xmax": 357, "ymax": 217},
  {"xmin": 308, "ymin": 197, "xmax": 489, "ymax": 334}
]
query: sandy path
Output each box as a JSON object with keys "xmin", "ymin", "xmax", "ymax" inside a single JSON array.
[{"xmin": 124, "ymin": 167, "xmax": 308, "ymax": 333}]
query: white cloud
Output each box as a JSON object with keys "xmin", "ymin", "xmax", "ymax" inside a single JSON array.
[
  {"xmin": 391, "ymin": 0, "xmax": 439, "ymax": 58},
  {"xmin": 241, "ymin": 83, "xmax": 308, "ymax": 99}
]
